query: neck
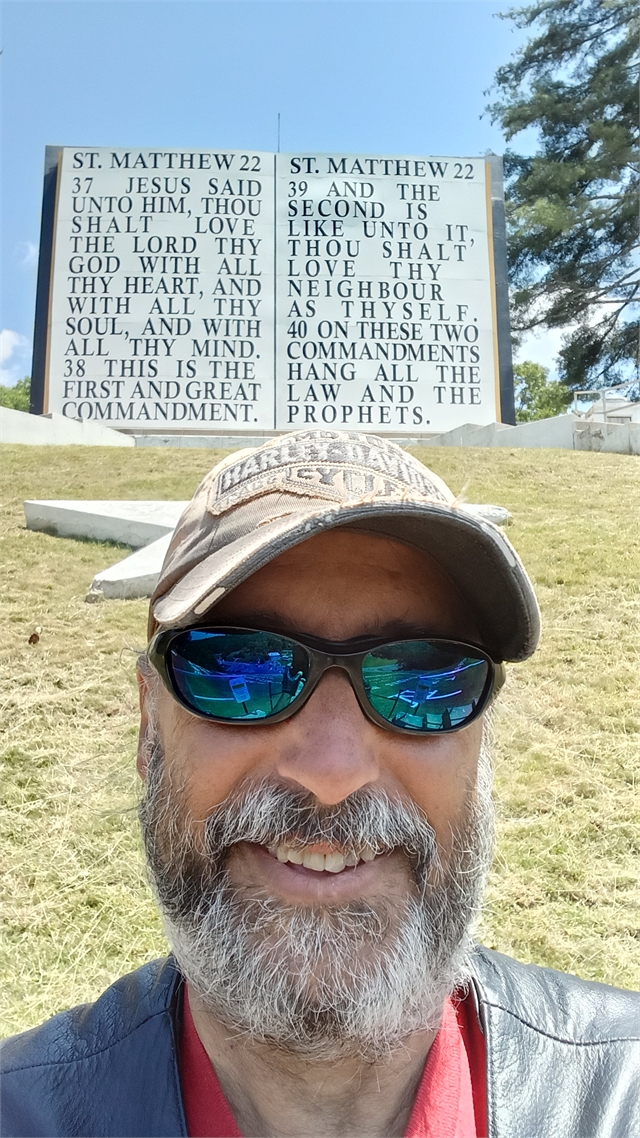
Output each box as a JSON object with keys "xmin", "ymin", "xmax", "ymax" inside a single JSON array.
[{"xmin": 188, "ymin": 990, "xmax": 440, "ymax": 1138}]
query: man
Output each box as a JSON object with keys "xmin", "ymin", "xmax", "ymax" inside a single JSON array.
[{"xmin": 2, "ymin": 429, "xmax": 638, "ymax": 1137}]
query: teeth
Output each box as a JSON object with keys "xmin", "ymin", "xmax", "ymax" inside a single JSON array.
[{"xmin": 266, "ymin": 844, "xmax": 378, "ymax": 872}]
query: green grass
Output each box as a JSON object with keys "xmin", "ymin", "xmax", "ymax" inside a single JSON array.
[{"xmin": 1, "ymin": 443, "xmax": 638, "ymax": 1036}]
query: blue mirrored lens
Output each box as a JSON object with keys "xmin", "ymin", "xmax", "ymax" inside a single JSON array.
[
  {"xmin": 362, "ymin": 641, "xmax": 490, "ymax": 731},
  {"xmin": 168, "ymin": 630, "xmax": 308, "ymax": 720}
]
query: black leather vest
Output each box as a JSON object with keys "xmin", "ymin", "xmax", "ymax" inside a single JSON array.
[{"xmin": 1, "ymin": 948, "xmax": 638, "ymax": 1137}]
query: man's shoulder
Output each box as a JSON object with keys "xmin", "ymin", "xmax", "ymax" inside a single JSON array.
[
  {"xmin": 0, "ymin": 957, "xmax": 185, "ymax": 1138},
  {"xmin": 470, "ymin": 944, "xmax": 639, "ymax": 1042},
  {"xmin": 469, "ymin": 948, "xmax": 639, "ymax": 1137},
  {"xmin": 1, "ymin": 956, "xmax": 180, "ymax": 1072}
]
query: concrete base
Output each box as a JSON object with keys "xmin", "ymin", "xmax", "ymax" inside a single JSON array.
[
  {"xmin": 420, "ymin": 423, "xmax": 485, "ymax": 447},
  {"xmin": 86, "ymin": 534, "xmax": 171, "ymax": 601},
  {"xmin": 420, "ymin": 422, "xmax": 515, "ymax": 448},
  {"xmin": 419, "ymin": 415, "xmax": 639, "ymax": 454},
  {"xmin": 24, "ymin": 500, "xmax": 188, "ymax": 547},
  {"xmin": 133, "ymin": 433, "xmax": 441, "ymax": 449},
  {"xmin": 492, "ymin": 415, "xmax": 577, "ymax": 449},
  {"xmin": 4, "ymin": 408, "xmax": 637, "ymax": 454},
  {"xmin": 1, "ymin": 407, "xmax": 134, "ymax": 447},
  {"xmin": 574, "ymin": 420, "xmax": 640, "ymax": 455},
  {"xmin": 134, "ymin": 434, "xmax": 269, "ymax": 449},
  {"xmin": 464, "ymin": 423, "xmax": 514, "ymax": 447}
]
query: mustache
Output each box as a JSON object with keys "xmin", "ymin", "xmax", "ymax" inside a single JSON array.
[
  {"xmin": 199, "ymin": 777, "xmax": 440, "ymax": 864},
  {"xmin": 140, "ymin": 760, "xmax": 446, "ymax": 902}
]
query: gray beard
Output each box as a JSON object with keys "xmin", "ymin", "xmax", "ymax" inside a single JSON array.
[{"xmin": 139, "ymin": 725, "xmax": 495, "ymax": 1062}]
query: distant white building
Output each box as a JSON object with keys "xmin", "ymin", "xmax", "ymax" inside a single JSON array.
[{"xmin": 578, "ymin": 396, "xmax": 640, "ymax": 425}]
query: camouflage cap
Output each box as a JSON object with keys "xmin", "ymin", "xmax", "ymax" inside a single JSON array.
[{"xmin": 149, "ymin": 429, "xmax": 540, "ymax": 662}]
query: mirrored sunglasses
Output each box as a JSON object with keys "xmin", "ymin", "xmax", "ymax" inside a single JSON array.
[{"xmin": 148, "ymin": 627, "xmax": 505, "ymax": 736}]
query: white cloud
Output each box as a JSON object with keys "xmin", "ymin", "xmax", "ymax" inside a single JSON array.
[
  {"xmin": 0, "ymin": 329, "xmax": 31, "ymax": 386},
  {"xmin": 515, "ymin": 326, "xmax": 567, "ymax": 380},
  {"xmin": 0, "ymin": 330, "xmax": 28, "ymax": 365},
  {"xmin": 17, "ymin": 241, "xmax": 38, "ymax": 268}
]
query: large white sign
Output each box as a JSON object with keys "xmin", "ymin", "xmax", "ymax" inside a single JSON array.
[{"xmin": 38, "ymin": 149, "xmax": 505, "ymax": 433}]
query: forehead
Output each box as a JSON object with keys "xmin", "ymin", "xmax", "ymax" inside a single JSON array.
[{"xmin": 211, "ymin": 528, "xmax": 478, "ymax": 642}]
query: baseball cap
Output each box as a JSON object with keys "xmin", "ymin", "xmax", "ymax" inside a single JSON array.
[{"xmin": 148, "ymin": 429, "xmax": 540, "ymax": 662}]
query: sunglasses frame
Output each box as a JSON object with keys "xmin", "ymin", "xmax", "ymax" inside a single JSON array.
[{"xmin": 147, "ymin": 625, "xmax": 506, "ymax": 736}]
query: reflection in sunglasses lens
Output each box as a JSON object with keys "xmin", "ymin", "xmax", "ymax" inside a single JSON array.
[
  {"xmin": 362, "ymin": 641, "xmax": 489, "ymax": 732},
  {"xmin": 169, "ymin": 630, "xmax": 308, "ymax": 720}
]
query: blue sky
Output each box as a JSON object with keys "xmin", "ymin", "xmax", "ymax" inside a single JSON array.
[{"xmin": 2, "ymin": 0, "xmax": 556, "ymax": 386}]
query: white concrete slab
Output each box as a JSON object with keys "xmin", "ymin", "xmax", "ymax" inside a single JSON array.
[
  {"xmin": 462, "ymin": 504, "xmax": 512, "ymax": 526},
  {"xmin": 24, "ymin": 500, "xmax": 188, "ymax": 547},
  {"xmin": 86, "ymin": 534, "xmax": 171, "ymax": 601},
  {"xmin": 1, "ymin": 407, "xmax": 134, "ymax": 447}
]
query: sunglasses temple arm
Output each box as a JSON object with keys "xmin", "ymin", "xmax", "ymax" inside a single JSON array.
[{"xmin": 492, "ymin": 662, "xmax": 507, "ymax": 697}]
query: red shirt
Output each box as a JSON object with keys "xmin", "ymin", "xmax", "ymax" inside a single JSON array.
[{"xmin": 180, "ymin": 986, "xmax": 487, "ymax": 1138}]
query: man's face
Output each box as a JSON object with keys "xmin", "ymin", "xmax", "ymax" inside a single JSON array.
[{"xmin": 138, "ymin": 530, "xmax": 494, "ymax": 1059}]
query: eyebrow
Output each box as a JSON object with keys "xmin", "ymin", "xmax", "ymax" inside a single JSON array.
[{"xmin": 207, "ymin": 610, "xmax": 449, "ymax": 642}]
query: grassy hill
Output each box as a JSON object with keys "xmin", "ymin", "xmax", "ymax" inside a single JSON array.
[{"xmin": 1, "ymin": 443, "xmax": 638, "ymax": 1035}]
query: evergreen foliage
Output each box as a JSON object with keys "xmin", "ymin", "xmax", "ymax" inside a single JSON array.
[{"xmin": 488, "ymin": 1, "xmax": 639, "ymax": 392}]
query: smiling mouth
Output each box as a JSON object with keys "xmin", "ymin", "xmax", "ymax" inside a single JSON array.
[{"xmin": 265, "ymin": 844, "xmax": 379, "ymax": 874}]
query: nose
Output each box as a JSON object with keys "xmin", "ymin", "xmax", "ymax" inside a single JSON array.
[{"xmin": 273, "ymin": 670, "xmax": 380, "ymax": 805}]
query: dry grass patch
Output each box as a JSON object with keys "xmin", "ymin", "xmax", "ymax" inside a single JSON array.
[{"xmin": 1, "ymin": 442, "xmax": 638, "ymax": 1036}]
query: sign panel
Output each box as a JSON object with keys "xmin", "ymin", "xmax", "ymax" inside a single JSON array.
[
  {"xmin": 44, "ymin": 149, "xmax": 275, "ymax": 431},
  {"xmin": 33, "ymin": 148, "xmax": 513, "ymax": 433}
]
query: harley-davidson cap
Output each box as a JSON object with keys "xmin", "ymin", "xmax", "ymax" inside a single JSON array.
[{"xmin": 148, "ymin": 429, "xmax": 540, "ymax": 662}]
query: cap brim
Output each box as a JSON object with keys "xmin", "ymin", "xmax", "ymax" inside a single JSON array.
[{"xmin": 151, "ymin": 498, "xmax": 539, "ymax": 662}]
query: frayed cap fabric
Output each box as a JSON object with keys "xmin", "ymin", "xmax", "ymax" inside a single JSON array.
[{"xmin": 148, "ymin": 429, "xmax": 540, "ymax": 661}]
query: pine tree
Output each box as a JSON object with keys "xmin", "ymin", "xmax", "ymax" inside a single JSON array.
[{"xmin": 488, "ymin": 0, "xmax": 639, "ymax": 393}]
